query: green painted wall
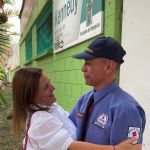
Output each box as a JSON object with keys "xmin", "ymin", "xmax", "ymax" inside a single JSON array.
[
  {"xmin": 10, "ymin": 0, "xmax": 123, "ymax": 112},
  {"xmin": 104, "ymin": 0, "xmax": 122, "ymax": 40},
  {"xmin": 104, "ymin": 0, "xmax": 123, "ymax": 81}
]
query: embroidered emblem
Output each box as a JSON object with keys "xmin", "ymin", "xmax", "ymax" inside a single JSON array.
[
  {"xmin": 94, "ymin": 113, "xmax": 108, "ymax": 128},
  {"xmin": 128, "ymin": 127, "xmax": 140, "ymax": 144},
  {"xmin": 77, "ymin": 112, "xmax": 84, "ymax": 119},
  {"xmin": 86, "ymin": 48, "xmax": 93, "ymax": 53}
]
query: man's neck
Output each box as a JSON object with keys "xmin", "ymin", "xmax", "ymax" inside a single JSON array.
[{"xmin": 94, "ymin": 78, "xmax": 115, "ymax": 91}]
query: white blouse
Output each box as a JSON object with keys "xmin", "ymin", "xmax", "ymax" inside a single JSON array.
[{"xmin": 24, "ymin": 103, "xmax": 77, "ymax": 150}]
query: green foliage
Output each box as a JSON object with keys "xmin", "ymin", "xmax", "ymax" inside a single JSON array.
[
  {"xmin": 0, "ymin": 28, "xmax": 12, "ymax": 65},
  {"xmin": 0, "ymin": 86, "xmax": 7, "ymax": 109},
  {"xmin": 0, "ymin": 0, "xmax": 20, "ymax": 65},
  {"xmin": 0, "ymin": 81, "xmax": 12, "ymax": 110},
  {"xmin": 4, "ymin": 8, "xmax": 19, "ymax": 17},
  {"xmin": 3, "ymin": 0, "xmax": 15, "ymax": 5},
  {"xmin": 0, "ymin": 88, "xmax": 23, "ymax": 149},
  {"xmin": 0, "ymin": 106, "xmax": 23, "ymax": 149},
  {"xmin": 0, "ymin": 66, "xmax": 7, "ymax": 80},
  {"xmin": 0, "ymin": 67, "xmax": 10, "ymax": 109}
]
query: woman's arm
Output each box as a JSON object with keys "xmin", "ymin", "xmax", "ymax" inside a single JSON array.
[{"xmin": 68, "ymin": 138, "xmax": 139, "ymax": 150}]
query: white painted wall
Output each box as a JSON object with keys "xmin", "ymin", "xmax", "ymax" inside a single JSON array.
[{"xmin": 121, "ymin": 0, "xmax": 150, "ymax": 149}]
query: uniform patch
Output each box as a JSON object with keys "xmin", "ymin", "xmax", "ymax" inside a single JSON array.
[
  {"xmin": 94, "ymin": 113, "xmax": 108, "ymax": 128},
  {"xmin": 128, "ymin": 127, "xmax": 140, "ymax": 144},
  {"xmin": 77, "ymin": 112, "xmax": 84, "ymax": 119}
]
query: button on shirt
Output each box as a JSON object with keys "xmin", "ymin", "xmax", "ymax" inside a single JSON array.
[{"xmin": 69, "ymin": 81, "xmax": 146, "ymax": 145}]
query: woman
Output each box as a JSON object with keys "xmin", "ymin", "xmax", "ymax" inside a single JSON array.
[{"xmin": 12, "ymin": 67, "xmax": 137, "ymax": 150}]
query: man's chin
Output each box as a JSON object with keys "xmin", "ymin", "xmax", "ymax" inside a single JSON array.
[{"xmin": 85, "ymin": 81, "xmax": 93, "ymax": 86}]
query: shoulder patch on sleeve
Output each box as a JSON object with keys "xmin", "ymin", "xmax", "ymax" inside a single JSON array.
[{"xmin": 128, "ymin": 127, "xmax": 141, "ymax": 144}]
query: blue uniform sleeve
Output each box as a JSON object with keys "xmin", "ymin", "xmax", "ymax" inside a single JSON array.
[{"xmin": 110, "ymin": 103, "xmax": 146, "ymax": 145}]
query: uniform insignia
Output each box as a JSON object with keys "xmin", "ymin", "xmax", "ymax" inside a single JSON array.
[
  {"xmin": 87, "ymin": 48, "xmax": 93, "ymax": 52},
  {"xmin": 77, "ymin": 112, "xmax": 84, "ymax": 119},
  {"xmin": 94, "ymin": 113, "xmax": 108, "ymax": 128},
  {"xmin": 128, "ymin": 127, "xmax": 140, "ymax": 144}
]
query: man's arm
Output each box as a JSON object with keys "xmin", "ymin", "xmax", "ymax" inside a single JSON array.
[{"xmin": 110, "ymin": 103, "xmax": 145, "ymax": 150}]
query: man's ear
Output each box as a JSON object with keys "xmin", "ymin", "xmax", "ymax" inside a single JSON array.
[{"xmin": 104, "ymin": 60, "xmax": 116, "ymax": 74}]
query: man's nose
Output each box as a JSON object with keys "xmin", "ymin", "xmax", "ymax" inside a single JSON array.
[
  {"xmin": 82, "ymin": 64, "xmax": 86, "ymax": 72},
  {"xmin": 49, "ymin": 84, "xmax": 55, "ymax": 91},
  {"xmin": 51, "ymin": 84, "xmax": 55, "ymax": 90}
]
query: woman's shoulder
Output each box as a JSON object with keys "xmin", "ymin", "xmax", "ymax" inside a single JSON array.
[
  {"xmin": 31, "ymin": 110, "xmax": 54, "ymax": 122},
  {"xmin": 30, "ymin": 110, "xmax": 64, "ymax": 130}
]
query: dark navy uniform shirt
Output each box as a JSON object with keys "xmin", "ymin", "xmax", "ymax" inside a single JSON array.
[{"xmin": 69, "ymin": 81, "xmax": 146, "ymax": 145}]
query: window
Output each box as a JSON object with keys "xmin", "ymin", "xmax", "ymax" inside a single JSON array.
[
  {"xmin": 36, "ymin": 3, "xmax": 52, "ymax": 55},
  {"xmin": 25, "ymin": 31, "xmax": 32, "ymax": 61}
]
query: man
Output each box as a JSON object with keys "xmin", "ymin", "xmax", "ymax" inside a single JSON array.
[{"xmin": 69, "ymin": 37, "xmax": 146, "ymax": 149}]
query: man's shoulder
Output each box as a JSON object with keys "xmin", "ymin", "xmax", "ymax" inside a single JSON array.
[
  {"xmin": 79, "ymin": 90, "xmax": 93, "ymax": 101},
  {"xmin": 113, "ymin": 88, "xmax": 145, "ymax": 113},
  {"xmin": 114, "ymin": 87, "xmax": 137, "ymax": 102}
]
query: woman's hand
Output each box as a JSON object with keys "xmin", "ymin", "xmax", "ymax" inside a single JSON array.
[
  {"xmin": 115, "ymin": 138, "xmax": 142, "ymax": 150},
  {"xmin": 68, "ymin": 138, "xmax": 142, "ymax": 150}
]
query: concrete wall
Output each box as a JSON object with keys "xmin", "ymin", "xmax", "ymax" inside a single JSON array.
[{"xmin": 121, "ymin": 0, "xmax": 150, "ymax": 149}]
